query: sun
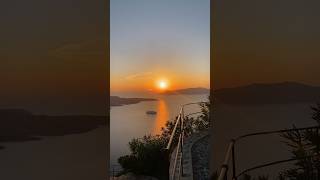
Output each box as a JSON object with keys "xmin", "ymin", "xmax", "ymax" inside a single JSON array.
[
  {"xmin": 159, "ymin": 81, "xmax": 167, "ymax": 89},
  {"xmin": 157, "ymin": 79, "xmax": 169, "ymax": 90}
]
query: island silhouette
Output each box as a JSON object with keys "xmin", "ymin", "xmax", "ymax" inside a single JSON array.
[
  {"xmin": 110, "ymin": 96, "xmax": 157, "ymax": 106},
  {"xmin": 214, "ymin": 81, "xmax": 320, "ymax": 104},
  {"xmin": 161, "ymin": 87, "xmax": 210, "ymax": 95},
  {"xmin": 0, "ymin": 109, "xmax": 106, "ymax": 150}
]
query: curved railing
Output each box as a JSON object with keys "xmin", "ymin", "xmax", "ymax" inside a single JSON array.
[
  {"xmin": 217, "ymin": 126, "xmax": 320, "ymax": 180},
  {"xmin": 165, "ymin": 102, "xmax": 207, "ymax": 180}
]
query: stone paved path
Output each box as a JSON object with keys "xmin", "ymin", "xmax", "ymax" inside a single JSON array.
[
  {"xmin": 191, "ymin": 134, "xmax": 210, "ymax": 180},
  {"xmin": 180, "ymin": 131, "xmax": 209, "ymax": 180}
]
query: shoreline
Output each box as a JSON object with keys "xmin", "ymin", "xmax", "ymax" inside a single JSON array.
[{"xmin": 110, "ymin": 96, "xmax": 158, "ymax": 106}]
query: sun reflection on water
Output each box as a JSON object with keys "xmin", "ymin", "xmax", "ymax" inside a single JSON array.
[{"xmin": 152, "ymin": 99, "xmax": 169, "ymax": 135}]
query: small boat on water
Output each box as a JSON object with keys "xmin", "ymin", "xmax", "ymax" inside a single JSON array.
[{"xmin": 146, "ymin": 110, "xmax": 157, "ymax": 115}]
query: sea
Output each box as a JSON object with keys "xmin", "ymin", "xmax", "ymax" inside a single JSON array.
[
  {"xmin": 0, "ymin": 92, "xmax": 314, "ymax": 179},
  {"xmin": 0, "ymin": 92, "xmax": 208, "ymax": 179},
  {"xmin": 110, "ymin": 92, "xmax": 209, "ymax": 171}
]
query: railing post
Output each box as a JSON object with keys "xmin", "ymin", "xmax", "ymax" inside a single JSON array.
[
  {"xmin": 172, "ymin": 134, "xmax": 182, "ymax": 180},
  {"xmin": 165, "ymin": 102, "xmax": 206, "ymax": 180},
  {"xmin": 231, "ymin": 139, "xmax": 236, "ymax": 180}
]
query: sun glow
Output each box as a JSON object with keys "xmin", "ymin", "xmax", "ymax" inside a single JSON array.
[{"xmin": 156, "ymin": 79, "xmax": 169, "ymax": 90}]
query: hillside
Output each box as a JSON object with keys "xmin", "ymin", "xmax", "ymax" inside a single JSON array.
[
  {"xmin": 162, "ymin": 87, "xmax": 209, "ymax": 95},
  {"xmin": 214, "ymin": 82, "xmax": 320, "ymax": 104},
  {"xmin": 110, "ymin": 96, "xmax": 157, "ymax": 106},
  {"xmin": 0, "ymin": 109, "xmax": 107, "ymax": 149}
]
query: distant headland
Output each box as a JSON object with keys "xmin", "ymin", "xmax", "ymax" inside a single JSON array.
[
  {"xmin": 214, "ymin": 81, "xmax": 320, "ymax": 104},
  {"xmin": 161, "ymin": 87, "xmax": 210, "ymax": 95},
  {"xmin": 110, "ymin": 96, "xmax": 157, "ymax": 106},
  {"xmin": 0, "ymin": 109, "xmax": 107, "ymax": 149}
]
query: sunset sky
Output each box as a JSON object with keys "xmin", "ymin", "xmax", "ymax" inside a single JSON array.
[
  {"xmin": 110, "ymin": 0, "xmax": 210, "ymax": 93},
  {"xmin": 0, "ymin": 0, "xmax": 107, "ymax": 115},
  {"xmin": 213, "ymin": 0, "xmax": 320, "ymax": 89}
]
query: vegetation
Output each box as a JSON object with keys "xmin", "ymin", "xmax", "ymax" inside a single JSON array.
[
  {"xmin": 279, "ymin": 103, "xmax": 320, "ymax": 179},
  {"xmin": 236, "ymin": 103, "xmax": 320, "ymax": 180},
  {"xmin": 117, "ymin": 135, "xmax": 168, "ymax": 179},
  {"xmin": 117, "ymin": 96, "xmax": 210, "ymax": 179}
]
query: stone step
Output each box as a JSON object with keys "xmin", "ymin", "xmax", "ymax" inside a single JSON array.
[{"xmin": 181, "ymin": 131, "xmax": 210, "ymax": 180}]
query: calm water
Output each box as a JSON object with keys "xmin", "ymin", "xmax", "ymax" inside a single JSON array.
[
  {"xmin": 0, "ymin": 97, "xmax": 315, "ymax": 179},
  {"xmin": 0, "ymin": 93, "xmax": 208, "ymax": 179},
  {"xmin": 0, "ymin": 127, "xmax": 107, "ymax": 180},
  {"xmin": 110, "ymin": 93, "xmax": 209, "ymax": 168}
]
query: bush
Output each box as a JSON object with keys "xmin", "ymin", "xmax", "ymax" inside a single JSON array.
[
  {"xmin": 279, "ymin": 103, "xmax": 320, "ymax": 179},
  {"xmin": 118, "ymin": 135, "xmax": 168, "ymax": 179}
]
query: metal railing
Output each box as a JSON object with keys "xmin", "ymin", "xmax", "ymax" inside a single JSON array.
[
  {"xmin": 165, "ymin": 102, "xmax": 207, "ymax": 180},
  {"xmin": 217, "ymin": 126, "xmax": 320, "ymax": 180}
]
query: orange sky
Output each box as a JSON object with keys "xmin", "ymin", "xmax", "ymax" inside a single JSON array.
[
  {"xmin": 110, "ymin": 0, "xmax": 210, "ymax": 93},
  {"xmin": 110, "ymin": 69, "xmax": 209, "ymax": 93}
]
